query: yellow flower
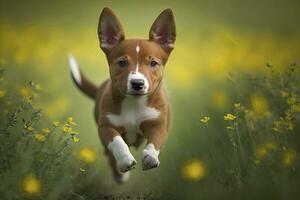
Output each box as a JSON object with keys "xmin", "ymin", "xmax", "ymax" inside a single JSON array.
[
  {"xmin": 280, "ymin": 90, "xmax": 289, "ymax": 98},
  {"xmin": 282, "ymin": 149, "xmax": 297, "ymax": 167},
  {"xmin": 34, "ymin": 84, "xmax": 42, "ymax": 91},
  {"xmin": 62, "ymin": 125, "xmax": 73, "ymax": 134},
  {"xmin": 200, "ymin": 116, "xmax": 210, "ymax": 124},
  {"xmin": 181, "ymin": 160, "xmax": 206, "ymax": 182},
  {"xmin": 23, "ymin": 174, "xmax": 41, "ymax": 196},
  {"xmin": 20, "ymin": 87, "xmax": 31, "ymax": 97},
  {"xmin": 251, "ymin": 94, "xmax": 269, "ymax": 115},
  {"xmin": 291, "ymin": 104, "xmax": 300, "ymax": 113},
  {"xmin": 52, "ymin": 121, "xmax": 60, "ymax": 127},
  {"xmin": 35, "ymin": 133, "xmax": 46, "ymax": 142},
  {"xmin": 78, "ymin": 147, "xmax": 96, "ymax": 164},
  {"xmin": 287, "ymin": 97, "xmax": 297, "ymax": 105},
  {"xmin": 0, "ymin": 89, "xmax": 6, "ymax": 97},
  {"xmin": 224, "ymin": 113, "xmax": 237, "ymax": 121},
  {"xmin": 42, "ymin": 128, "xmax": 50, "ymax": 134},
  {"xmin": 24, "ymin": 125, "xmax": 34, "ymax": 132},
  {"xmin": 265, "ymin": 142, "xmax": 277, "ymax": 151},
  {"xmin": 234, "ymin": 103, "xmax": 240, "ymax": 109},
  {"xmin": 67, "ymin": 117, "xmax": 77, "ymax": 125},
  {"xmin": 255, "ymin": 146, "xmax": 268, "ymax": 159},
  {"xmin": 72, "ymin": 136, "xmax": 80, "ymax": 143}
]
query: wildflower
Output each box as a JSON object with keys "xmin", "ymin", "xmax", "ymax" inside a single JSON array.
[
  {"xmin": 251, "ymin": 94, "xmax": 269, "ymax": 115},
  {"xmin": 62, "ymin": 125, "xmax": 73, "ymax": 134},
  {"xmin": 234, "ymin": 103, "xmax": 245, "ymax": 112},
  {"xmin": 79, "ymin": 168, "xmax": 86, "ymax": 172},
  {"xmin": 280, "ymin": 90, "xmax": 289, "ymax": 98},
  {"xmin": 234, "ymin": 103, "xmax": 240, "ymax": 109},
  {"xmin": 78, "ymin": 147, "xmax": 96, "ymax": 164},
  {"xmin": 181, "ymin": 160, "xmax": 206, "ymax": 182},
  {"xmin": 20, "ymin": 87, "xmax": 31, "ymax": 97},
  {"xmin": 287, "ymin": 96, "xmax": 297, "ymax": 105},
  {"xmin": 67, "ymin": 117, "xmax": 77, "ymax": 125},
  {"xmin": 255, "ymin": 146, "xmax": 268, "ymax": 159},
  {"xmin": 200, "ymin": 116, "xmax": 210, "ymax": 124},
  {"xmin": 52, "ymin": 121, "xmax": 60, "ymax": 127},
  {"xmin": 273, "ymin": 120, "xmax": 284, "ymax": 133},
  {"xmin": 35, "ymin": 133, "xmax": 46, "ymax": 142},
  {"xmin": 23, "ymin": 174, "xmax": 41, "ymax": 196},
  {"xmin": 254, "ymin": 159, "xmax": 261, "ymax": 165},
  {"xmin": 23, "ymin": 96, "xmax": 33, "ymax": 104},
  {"xmin": 282, "ymin": 149, "xmax": 297, "ymax": 167},
  {"xmin": 291, "ymin": 104, "xmax": 300, "ymax": 113},
  {"xmin": 26, "ymin": 126, "xmax": 34, "ymax": 132},
  {"xmin": 42, "ymin": 128, "xmax": 50, "ymax": 134},
  {"xmin": 72, "ymin": 135, "xmax": 80, "ymax": 143},
  {"xmin": 34, "ymin": 84, "xmax": 42, "ymax": 91},
  {"xmin": 224, "ymin": 113, "xmax": 236, "ymax": 121},
  {"xmin": 0, "ymin": 89, "xmax": 6, "ymax": 97},
  {"xmin": 265, "ymin": 142, "xmax": 277, "ymax": 151}
]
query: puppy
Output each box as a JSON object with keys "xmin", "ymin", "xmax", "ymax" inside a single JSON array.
[{"xmin": 69, "ymin": 7, "xmax": 176, "ymax": 183}]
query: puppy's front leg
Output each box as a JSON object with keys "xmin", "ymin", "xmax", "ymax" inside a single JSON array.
[
  {"xmin": 140, "ymin": 122, "xmax": 167, "ymax": 170},
  {"xmin": 99, "ymin": 126, "xmax": 136, "ymax": 172}
]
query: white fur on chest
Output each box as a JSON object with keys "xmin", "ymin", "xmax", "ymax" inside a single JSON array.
[{"xmin": 106, "ymin": 96, "xmax": 160, "ymax": 144}]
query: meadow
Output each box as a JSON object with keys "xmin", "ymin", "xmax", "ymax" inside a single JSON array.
[{"xmin": 1, "ymin": 0, "xmax": 300, "ymax": 199}]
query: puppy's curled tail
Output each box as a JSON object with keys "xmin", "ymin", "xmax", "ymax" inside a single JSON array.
[{"xmin": 68, "ymin": 54, "xmax": 98, "ymax": 100}]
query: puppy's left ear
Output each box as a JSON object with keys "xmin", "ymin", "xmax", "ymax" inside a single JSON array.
[{"xmin": 149, "ymin": 9, "xmax": 176, "ymax": 53}]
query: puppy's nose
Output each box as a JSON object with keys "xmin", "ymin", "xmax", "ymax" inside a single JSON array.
[{"xmin": 131, "ymin": 79, "xmax": 144, "ymax": 91}]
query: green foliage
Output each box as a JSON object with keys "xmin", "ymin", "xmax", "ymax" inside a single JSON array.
[
  {"xmin": 1, "ymin": 62, "xmax": 300, "ymax": 200},
  {"xmin": 0, "ymin": 68, "xmax": 81, "ymax": 200}
]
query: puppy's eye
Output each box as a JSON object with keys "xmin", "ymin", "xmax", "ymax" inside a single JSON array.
[
  {"xmin": 150, "ymin": 60, "xmax": 158, "ymax": 67},
  {"xmin": 117, "ymin": 60, "xmax": 127, "ymax": 67}
]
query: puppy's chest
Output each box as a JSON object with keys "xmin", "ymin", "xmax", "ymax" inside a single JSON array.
[{"xmin": 106, "ymin": 97, "xmax": 160, "ymax": 144}]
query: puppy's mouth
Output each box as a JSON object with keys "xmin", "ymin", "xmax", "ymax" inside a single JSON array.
[{"xmin": 126, "ymin": 91, "xmax": 148, "ymax": 96}]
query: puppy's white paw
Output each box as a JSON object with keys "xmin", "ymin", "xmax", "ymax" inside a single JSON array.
[
  {"xmin": 108, "ymin": 136, "xmax": 137, "ymax": 173},
  {"xmin": 117, "ymin": 154, "xmax": 137, "ymax": 173},
  {"xmin": 142, "ymin": 143, "xmax": 160, "ymax": 170}
]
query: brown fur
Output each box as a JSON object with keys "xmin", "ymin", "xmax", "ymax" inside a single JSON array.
[{"xmin": 71, "ymin": 7, "xmax": 176, "ymax": 182}]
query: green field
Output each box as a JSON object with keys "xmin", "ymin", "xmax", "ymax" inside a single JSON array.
[{"xmin": 1, "ymin": 0, "xmax": 300, "ymax": 199}]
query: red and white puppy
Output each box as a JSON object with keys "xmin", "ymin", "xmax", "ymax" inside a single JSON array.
[{"xmin": 69, "ymin": 7, "xmax": 176, "ymax": 183}]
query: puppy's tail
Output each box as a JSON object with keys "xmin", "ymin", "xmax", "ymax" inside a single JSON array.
[{"xmin": 68, "ymin": 54, "xmax": 98, "ymax": 100}]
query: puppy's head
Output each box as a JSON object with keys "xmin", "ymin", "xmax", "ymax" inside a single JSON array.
[{"xmin": 98, "ymin": 7, "xmax": 176, "ymax": 96}]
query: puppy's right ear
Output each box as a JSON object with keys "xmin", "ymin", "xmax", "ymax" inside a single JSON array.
[{"xmin": 98, "ymin": 7, "xmax": 125, "ymax": 54}]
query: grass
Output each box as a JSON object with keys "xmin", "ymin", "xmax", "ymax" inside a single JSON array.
[{"xmin": 0, "ymin": 62, "xmax": 300, "ymax": 200}]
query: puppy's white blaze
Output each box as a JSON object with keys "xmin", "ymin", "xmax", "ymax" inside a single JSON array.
[
  {"xmin": 68, "ymin": 54, "xmax": 81, "ymax": 85},
  {"xmin": 135, "ymin": 44, "xmax": 140, "ymax": 73},
  {"xmin": 107, "ymin": 96, "xmax": 160, "ymax": 145},
  {"xmin": 136, "ymin": 45, "xmax": 140, "ymax": 53}
]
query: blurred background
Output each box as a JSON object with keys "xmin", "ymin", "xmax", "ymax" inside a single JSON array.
[{"xmin": 1, "ymin": 0, "xmax": 300, "ymax": 199}]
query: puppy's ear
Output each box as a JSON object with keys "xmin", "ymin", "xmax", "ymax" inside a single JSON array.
[
  {"xmin": 98, "ymin": 7, "xmax": 125, "ymax": 54},
  {"xmin": 149, "ymin": 9, "xmax": 176, "ymax": 53}
]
